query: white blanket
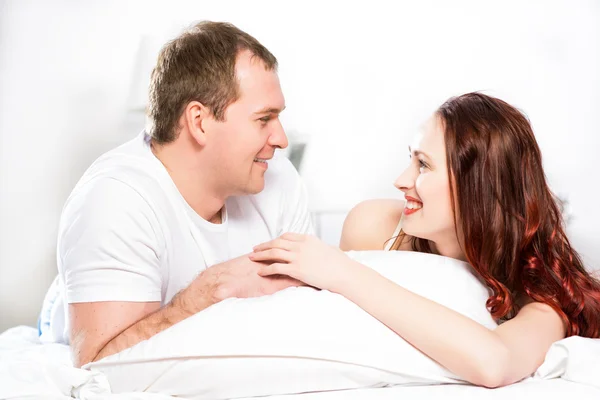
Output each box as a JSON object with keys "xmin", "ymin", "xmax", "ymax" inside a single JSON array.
[
  {"xmin": 2, "ymin": 252, "xmax": 600, "ymax": 399},
  {"xmin": 82, "ymin": 251, "xmax": 497, "ymax": 398},
  {"xmin": 0, "ymin": 325, "xmax": 172, "ymax": 399},
  {"xmin": 3, "ymin": 320, "xmax": 600, "ymax": 398},
  {"xmin": 1, "ymin": 325, "xmax": 600, "ymax": 399}
]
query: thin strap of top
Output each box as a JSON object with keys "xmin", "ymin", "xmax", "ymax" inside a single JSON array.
[{"xmin": 384, "ymin": 215, "xmax": 404, "ymax": 251}]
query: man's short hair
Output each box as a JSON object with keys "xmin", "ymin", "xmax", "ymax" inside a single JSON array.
[{"xmin": 147, "ymin": 21, "xmax": 278, "ymax": 143}]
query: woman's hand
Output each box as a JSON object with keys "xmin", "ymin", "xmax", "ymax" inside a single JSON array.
[{"xmin": 249, "ymin": 233, "xmax": 359, "ymax": 293}]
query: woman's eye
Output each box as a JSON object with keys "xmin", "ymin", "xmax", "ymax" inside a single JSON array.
[{"xmin": 419, "ymin": 159, "xmax": 428, "ymax": 170}]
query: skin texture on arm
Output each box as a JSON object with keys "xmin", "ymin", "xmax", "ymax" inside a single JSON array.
[
  {"xmin": 338, "ymin": 262, "xmax": 566, "ymax": 388},
  {"xmin": 70, "ymin": 269, "xmax": 215, "ymax": 367},
  {"xmin": 71, "ymin": 255, "xmax": 302, "ymax": 367},
  {"xmin": 71, "ymin": 301, "xmax": 168, "ymax": 367}
]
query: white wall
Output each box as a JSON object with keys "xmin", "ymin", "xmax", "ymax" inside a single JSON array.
[{"xmin": 1, "ymin": 0, "xmax": 598, "ymax": 331}]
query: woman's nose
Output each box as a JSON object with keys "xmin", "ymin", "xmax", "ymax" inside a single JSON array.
[{"xmin": 394, "ymin": 166, "xmax": 417, "ymax": 192}]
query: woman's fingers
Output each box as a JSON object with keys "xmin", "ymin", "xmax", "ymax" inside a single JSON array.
[
  {"xmin": 257, "ymin": 262, "xmax": 293, "ymax": 278},
  {"xmin": 253, "ymin": 238, "xmax": 296, "ymax": 252},
  {"xmin": 249, "ymin": 248, "xmax": 294, "ymax": 263}
]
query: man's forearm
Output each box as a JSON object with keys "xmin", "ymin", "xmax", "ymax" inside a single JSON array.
[{"xmin": 92, "ymin": 292, "xmax": 214, "ymax": 363}]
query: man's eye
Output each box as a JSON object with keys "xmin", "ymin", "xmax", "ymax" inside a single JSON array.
[{"xmin": 259, "ymin": 116, "xmax": 271, "ymax": 123}]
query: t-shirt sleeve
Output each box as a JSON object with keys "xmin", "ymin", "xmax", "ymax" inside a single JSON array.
[{"xmin": 58, "ymin": 178, "xmax": 163, "ymax": 304}]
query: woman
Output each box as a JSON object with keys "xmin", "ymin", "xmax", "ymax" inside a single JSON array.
[{"xmin": 249, "ymin": 92, "xmax": 600, "ymax": 388}]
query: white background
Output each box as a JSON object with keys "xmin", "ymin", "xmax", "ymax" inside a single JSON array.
[{"xmin": 1, "ymin": 0, "xmax": 598, "ymax": 331}]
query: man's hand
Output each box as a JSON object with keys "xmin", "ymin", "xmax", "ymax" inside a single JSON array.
[{"xmin": 174, "ymin": 254, "xmax": 305, "ymax": 315}]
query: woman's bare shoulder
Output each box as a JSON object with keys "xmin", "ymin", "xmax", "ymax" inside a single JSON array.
[{"xmin": 339, "ymin": 199, "xmax": 405, "ymax": 251}]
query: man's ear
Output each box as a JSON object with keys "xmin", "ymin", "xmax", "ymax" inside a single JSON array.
[{"xmin": 183, "ymin": 101, "xmax": 210, "ymax": 146}]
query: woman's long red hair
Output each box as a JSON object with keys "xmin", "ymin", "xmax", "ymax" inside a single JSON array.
[{"xmin": 401, "ymin": 93, "xmax": 600, "ymax": 337}]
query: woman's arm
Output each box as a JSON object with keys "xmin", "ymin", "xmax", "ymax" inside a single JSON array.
[
  {"xmin": 338, "ymin": 261, "xmax": 566, "ymax": 388},
  {"xmin": 337, "ymin": 200, "xmax": 566, "ymax": 386},
  {"xmin": 251, "ymin": 230, "xmax": 566, "ymax": 388}
]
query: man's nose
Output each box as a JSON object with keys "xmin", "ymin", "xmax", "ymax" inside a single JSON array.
[{"xmin": 268, "ymin": 119, "xmax": 288, "ymax": 150}]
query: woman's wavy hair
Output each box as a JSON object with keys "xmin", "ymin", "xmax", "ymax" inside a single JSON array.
[{"xmin": 391, "ymin": 92, "xmax": 600, "ymax": 337}]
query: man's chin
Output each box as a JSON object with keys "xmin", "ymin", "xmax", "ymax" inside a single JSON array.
[
  {"xmin": 240, "ymin": 179, "xmax": 265, "ymax": 196},
  {"xmin": 252, "ymin": 180, "xmax": 266, "ymax": 194}
]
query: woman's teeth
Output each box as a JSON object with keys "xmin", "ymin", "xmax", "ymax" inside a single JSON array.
[
  {"xmin": 406, "ymin": 200, "xmax": 423, "ymax": 210},
  {"xmin": 254, "ymin": 158, "xmax": 267, "ymax": 163}
]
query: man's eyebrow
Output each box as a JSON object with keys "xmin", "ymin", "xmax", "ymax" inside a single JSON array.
[{"xmin": 253, "ymin": 106, "xmax": 286, "ymax": 115}]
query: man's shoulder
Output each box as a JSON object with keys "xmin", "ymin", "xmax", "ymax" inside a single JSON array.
[
  {"xmin": 86, "ymin": 131, "xmax": 155, "ymax": 174},
  {"xmin": 59, "ymin": 177, "xmax": 154, "ymax": 230},
  {"xmin": 70, "ymin": 132, "xmax": 164, "ymax": 200},
  {"xmin": 60, "ymin": 133, "xmax": 174, "ymax": 232}
]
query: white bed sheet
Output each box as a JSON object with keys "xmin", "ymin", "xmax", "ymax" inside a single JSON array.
[
  {"xmin": 2, "ymin": 326, "xmax": 599, "ymax": 400},
  {"xmin": 242, "ymin": 379, "xmax": 600, "ymax": 400}
]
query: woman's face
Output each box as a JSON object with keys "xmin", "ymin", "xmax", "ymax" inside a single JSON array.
[{"xmin": 394, "ymin": 114, "xmax": 460, "ymax": 253}]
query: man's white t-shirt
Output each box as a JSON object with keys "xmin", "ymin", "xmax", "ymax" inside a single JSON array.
[{"xmin": 41, "ymin": 131, "xmax": 314, "ymax": 344}]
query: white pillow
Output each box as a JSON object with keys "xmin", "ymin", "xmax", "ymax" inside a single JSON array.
[{"xmin": 83, "ymin": 250, "xmax": 496, "ymax": 399}]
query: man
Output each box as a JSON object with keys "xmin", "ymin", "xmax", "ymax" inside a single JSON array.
[{"xmin": 39, "ymin": 21, "xmax": 313, "ymax": 367}]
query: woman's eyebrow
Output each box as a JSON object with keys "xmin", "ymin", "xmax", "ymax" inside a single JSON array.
[{"xmin": 408, "ymin": 146, "xmax": 432, "ymax": 160}]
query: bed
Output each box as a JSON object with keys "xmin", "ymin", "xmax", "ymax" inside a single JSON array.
[
  {"xmin": 3, "ymin": 324, "xmax": 600, "ymax": 400},
  {"xmin": 5, "ymin": 252, "xmax": 600, "ymax": 400}
]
